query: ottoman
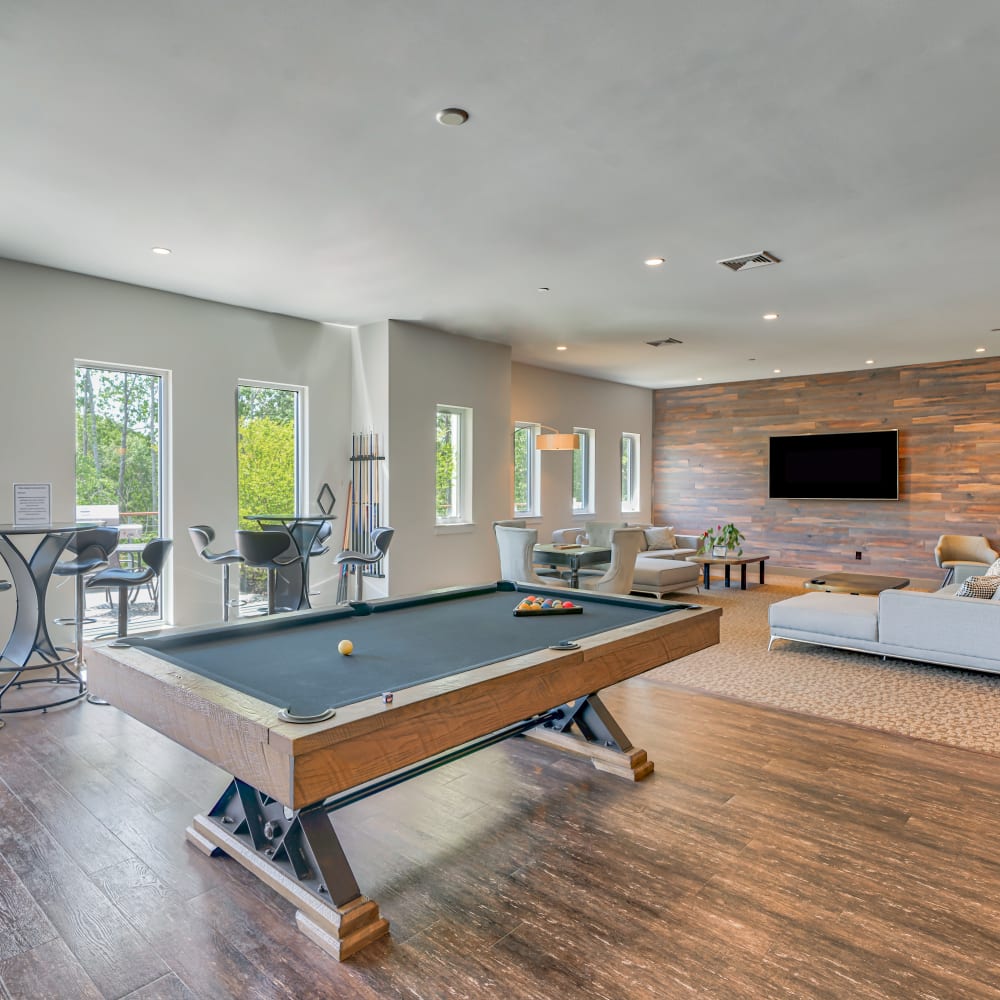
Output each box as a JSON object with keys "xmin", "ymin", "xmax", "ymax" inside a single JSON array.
[
  {"xmin": 631, "ymin": 558, "xmax": 701, "ymax": 599},
  {"xmin": 768, "ymin": 592, "xmax": 881, "ymax": 653}
]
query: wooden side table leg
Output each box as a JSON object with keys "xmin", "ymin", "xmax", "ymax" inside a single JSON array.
[{"xmin": 740, "ymin": 563, "xmax": 747, "ymax": 589}]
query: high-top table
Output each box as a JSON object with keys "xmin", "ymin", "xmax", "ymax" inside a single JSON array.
[
  {"xmin": 246, "ymin": 514, "xmax": 338, "ymax": 611},
  {"xmin": 0, "ymin": 521, "xmax": 97, "ymax": 715}
]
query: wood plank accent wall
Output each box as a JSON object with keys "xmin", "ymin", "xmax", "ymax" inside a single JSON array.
[{"xmin": 652, "ymin": 357, "xmax": 1000, "ymax": 582}]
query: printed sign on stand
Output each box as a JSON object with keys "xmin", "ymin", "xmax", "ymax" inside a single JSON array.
[{"xmin": 13, "ymin": 483, "xmax": 52, "ymax": 526}]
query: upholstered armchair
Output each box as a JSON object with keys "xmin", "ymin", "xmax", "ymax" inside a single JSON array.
[
  {"xmin": 494, "ymin": 524, "xmax": 569, "ymax": 587},
  {"xmin": 934, "ymin": 534, "xmax": 999, "ymax": 586},
  {"xmin": 578, "ymin": 527, "xmax": 644, "ymax": 595}
]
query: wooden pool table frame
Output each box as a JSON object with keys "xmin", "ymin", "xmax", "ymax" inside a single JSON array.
[{"xmin": 86, "ymin": 584, "xmax": 721, "ymax": 961}]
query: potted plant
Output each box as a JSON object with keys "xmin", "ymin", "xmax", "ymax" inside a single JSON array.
[{"xmin": 702, "ymin": 523, "xmax": 745, "ymax": 557}]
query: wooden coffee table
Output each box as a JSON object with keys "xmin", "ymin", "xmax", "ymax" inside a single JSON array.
[
  {"xmin": 689, "ymin": 552, "xmax": 770, "ymax": 590},
  {"xmin": 803, "ymin": 572, "xmax": 909, "ymax": 595}
]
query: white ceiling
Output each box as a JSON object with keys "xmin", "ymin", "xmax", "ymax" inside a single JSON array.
[{"xmin": 3, "ymin": 1, "xmax": 1000, "ymax": 389}]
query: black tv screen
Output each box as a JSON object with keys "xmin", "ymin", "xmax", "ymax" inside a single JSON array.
[{"xmin": 768, "ymin": 430, "xmax": 899, "ymax": 500}]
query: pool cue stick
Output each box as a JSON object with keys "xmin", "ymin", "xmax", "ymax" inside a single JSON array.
[
  {"xmin": 369, "ymin": 431, "xmax": 378, "ymax": 574},
  {"xmin": 337, "ymin": 479, "xmax": 353, "ymax": 603}
]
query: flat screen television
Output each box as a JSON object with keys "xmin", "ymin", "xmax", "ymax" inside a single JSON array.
[{"xmin": 768, "ymin": 430, "xmax": 899, "ymax": 500}]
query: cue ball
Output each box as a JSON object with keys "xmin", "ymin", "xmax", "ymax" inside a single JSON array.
[{"xmin": 338, "ymin": 639, "xmax": 353, "ymax": 655}]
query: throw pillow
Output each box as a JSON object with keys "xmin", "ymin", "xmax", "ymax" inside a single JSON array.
[
  {"xmin": 986, "ymin": 558, "xmax": 1000, "ymax": 576},
  {"xmin": 644, "ymin": 526, "xmax": 678, "ymax": 550},
  {"xmin": 956, "ymin": 575, "xmax": 1000, "ymax": 600}
]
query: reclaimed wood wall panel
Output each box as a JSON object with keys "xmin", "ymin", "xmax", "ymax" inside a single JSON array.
[{"xmin": 652, "ymin": 357, "xmax": 1000, "ymax": 581}]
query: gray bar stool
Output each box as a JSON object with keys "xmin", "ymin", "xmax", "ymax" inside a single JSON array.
[
  {"xmin": 86, "ymin": 538, "xmax": 173, "ymax": 639},
  {"xmin": 335, "ymin": 527, "xmax": 394, "ymax": 603},
  {"xmin": 235, "ymin": 530, "xmax": 303, "ymax": 615},
  {"xmin": 188, "ymin": 525, "xmax": 245, "ymax": 622},
  {"xmin": 52, "ymin": 526, "xmax": 120, "ymax": 665}
]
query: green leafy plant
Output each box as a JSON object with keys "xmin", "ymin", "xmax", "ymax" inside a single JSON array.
[{"xmin": 702, "ymin": 522, "xmax": 745, "ymax": 555}]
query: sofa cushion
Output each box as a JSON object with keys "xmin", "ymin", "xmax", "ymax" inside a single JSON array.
[
  {"xmin": 640, "ymin": 547, "xmax": 699, "ymax": 561},
  {"xmin": 768, "ymin": 593, "xmax": 879, "ymax": 642},
  {"xmin": 956, "ymin": 575, "xmax": 1000, "ymax": 599},
  {"xmin": 632, "ymin": 557, "xmax": 700, "ymax": 593},
  {"xmin": 644, "ymin": 525, "xmax": 678, "ymax": 550}
]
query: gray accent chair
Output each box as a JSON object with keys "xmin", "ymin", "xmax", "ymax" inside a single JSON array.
[
  {"xmin": 934, "ymin": 534, "xmax": 999, "ymax": 586},
  {"xmin": 494, "ymin": 524, "xmax": 569, "ymax": 588},
  {"xmin": 577, "ymin": 527, "xmax": 644, "ymax": 595}
]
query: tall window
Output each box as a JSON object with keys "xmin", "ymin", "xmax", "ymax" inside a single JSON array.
[
  {"xmin": 513, "ymin": 422, "xmax": 541, "ymax": 517},
  {"xmin": 436, "ymin": 404, "xmax": 472, "ymax": 524},
  {"xmin": 621, "ymin": 432, "xmax": 641, "ymax": 513},
  {"xmin": 237, "ymin": 382, "xmax": 303, "ymax": 609},
  {"xmin": 572, "ymin": 427, "xmax": 595, "ymax": 514},
  {"xmin": 75, "ymin": 363, "xmax": 166, "ymax": 633}
]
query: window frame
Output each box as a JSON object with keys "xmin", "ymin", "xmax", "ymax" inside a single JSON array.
[
  {"xmin": 236, "ymin": 379, "xmax": 307, "ymax": 519},
  {"xmin": 513, "ymin": 421, "xmax": 541, "ymax": 518},
  {"xmin": 621, "ymin": 431, "xmax": 641, "ymax": 513},
  {"xmin": 436, "ymin": 403, "xmax": 473, "ymax": 525},
  {"xmin": 74, "ymin": 359, "xmax": 171, "ymax": 630},
  {"xmin": 572, "ymin": 426, "xmax": 595, "ymax": 515}
]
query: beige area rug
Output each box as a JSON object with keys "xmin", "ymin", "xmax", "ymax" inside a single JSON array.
[{"xmin": 646, "ymin": 574, "xmax": 1000, "ymax": 756}]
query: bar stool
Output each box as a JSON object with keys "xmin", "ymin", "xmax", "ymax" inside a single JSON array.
[
  {"xmin": 335, "ymin": 527, "xmax": 394, "ymax": 603},
  {"xmin": 235, "ymin": 530, "xmax": 303, "ymax": 615},
  {"xmin": 52, "ymin": 526, "xmax": 120, "ymax": 665},
  {"xmin": 188, "ymin": 525, "xmax": 245, "ymax": 622},
  {"xmin": 292, "ymin": 519, "xmax": 333, "ymax": 598},
  {"xmin": 86, "ymin": 538, "xmax": 173, "ymax": 639}
]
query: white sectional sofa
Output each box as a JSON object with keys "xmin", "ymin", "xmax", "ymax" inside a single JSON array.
[
  {"xmin": 768, "ymin": 583, "xmax": 1000, "ymax": 674},
  {"xmin": 551, "ymin": 525, "xmax": 702, "ymax": 598}
]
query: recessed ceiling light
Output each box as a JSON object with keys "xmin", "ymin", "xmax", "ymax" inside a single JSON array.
[
  {"xmin": 976, "ymin": 346, "xmax": 987, "ymax": 353},
  {"xmin": 865, "ymin": 359, "xmax": 875, "ymax": 365},
  {"xmin": 696, "ymin": 377, "xmax": 703, "ymax": 381},
  {"xmin": 435, "ymin": 107, "xmax": 469, "ymax": 126},
  {"xmin": 644, "ymin": 257, "xmax": 665, "ymax": 267},
  {"xmin": 151, "ymin": 246, "xmax": 171, "ymax": 255},
  {"xmin": 762, "ymin": 313, "xmax": 779, "ymax": 320},
  {"xmin": 556, "ymin": 345, "xmax": 567, "ymax": 351},
  {"xmin": 773, "ymin": 368, "xmax": 781, "ymax": 374}
]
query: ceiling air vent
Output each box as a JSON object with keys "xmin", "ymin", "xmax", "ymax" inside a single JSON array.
[
  {"xmin": 717, "ymin": 250, "xmax": 781, "ymax": 272},
  {"xmin": 646, "ymin": 338, "xmax": 683, "ymax": 347}
]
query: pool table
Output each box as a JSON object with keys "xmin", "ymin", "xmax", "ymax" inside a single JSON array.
[{"xmin": 87, "ymin": 581, "xmax": 721, "ymax": 960}]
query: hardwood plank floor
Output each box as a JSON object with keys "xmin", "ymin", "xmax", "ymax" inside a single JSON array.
[{"xmin": 1, "ymin": 677, "xmax": 999, "ymax": 999}]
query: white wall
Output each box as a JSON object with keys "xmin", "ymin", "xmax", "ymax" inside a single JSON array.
[
  {"xmin": 510, "ymin": 363, "xmax": 653, "ymax": 542},
  {"xmin": 0, "ymin": 258, "xmax": 655, "ymax": 639},
  {"xmin": 384, "ymin": 321, "xmax": 512, "ymax": 595},
  {"xmin": 0, "ymin": 258, "xmax": 352, "ymax": 629}
]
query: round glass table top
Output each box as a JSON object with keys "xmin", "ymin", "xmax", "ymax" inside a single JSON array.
[{"xmin": 0, "ymin": 521, "xmax": 99, "ymax": 534}]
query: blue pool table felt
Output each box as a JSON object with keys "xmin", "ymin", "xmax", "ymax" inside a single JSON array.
[{"xmin": 131, "ymin": 588, "xmax": 691, "ymax": 716}]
